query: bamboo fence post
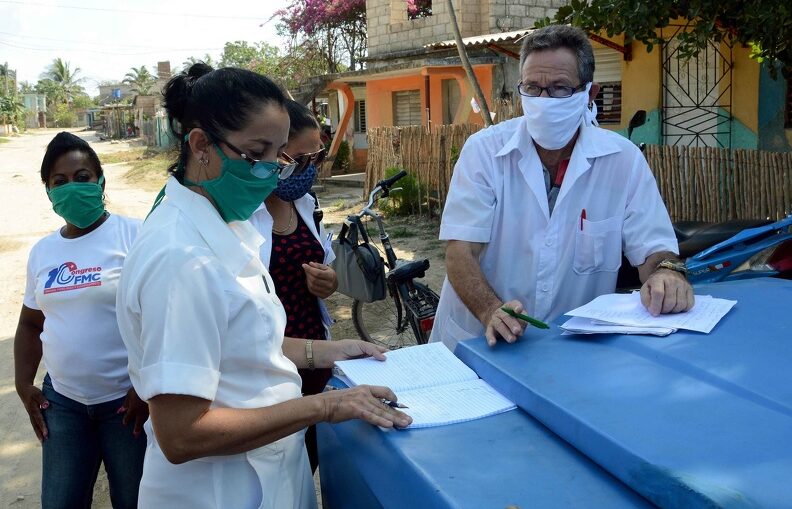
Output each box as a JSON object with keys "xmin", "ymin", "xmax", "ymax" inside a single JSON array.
[{"xmin": 733, "ymin": 149, "xmax": 740, "ymax": 219}]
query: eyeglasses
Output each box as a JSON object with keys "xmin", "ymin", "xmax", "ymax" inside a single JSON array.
[
  {"xmin": 517, "ymin": 82, "xmax": 588, "ymax": 99},
  {"xmin": 280, "ymin": 147, "xmax": 326, "ymax": 177},
  {"xmin": 208, "ymin": 132, "xmax": 295, "ymax": 180}
]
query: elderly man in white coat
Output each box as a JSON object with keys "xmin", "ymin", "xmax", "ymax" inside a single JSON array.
[{"xmin": 432, "ymin": 24, "xmax": 694, "ymax": 350}]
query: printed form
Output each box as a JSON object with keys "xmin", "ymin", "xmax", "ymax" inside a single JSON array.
[{"xmin": 563, "ymin": 292, "xmax": 737, "ymax": 334}]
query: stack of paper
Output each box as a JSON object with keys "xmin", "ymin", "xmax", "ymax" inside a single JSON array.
[
  {"xmin": 561, "ymin": 292, "xmax": 737, "ymax": 336},
  {"xmin": 334, "ymin": 343, "xmax": 516, "ymax": 428}
]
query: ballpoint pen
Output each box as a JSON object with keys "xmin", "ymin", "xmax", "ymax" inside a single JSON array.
[
  {"xmin": 324, "ymin": 385, "xmax": 408, "ymax": 409},
  {"xmin": 500, "ymin": 306, "xmax": 550, "ymax": 329}
]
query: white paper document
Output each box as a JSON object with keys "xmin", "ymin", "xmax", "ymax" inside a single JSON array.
[
  {"xmin": 563, "ymin": 292, "xmax": 736, "ymax": 334},
  {"xmin": 560, "ymin": 316, "xmax": 676, "ymax": 336},
  {"xmin": 334, "ymin": 343, "xmax": 516, "ymax": 428}
]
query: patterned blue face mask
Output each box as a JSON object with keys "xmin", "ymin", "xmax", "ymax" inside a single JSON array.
[{"xmin": 272, "ymin": 163, "xmax": 318, "ymax": 202}]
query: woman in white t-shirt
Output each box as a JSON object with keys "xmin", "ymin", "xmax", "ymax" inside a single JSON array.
[
  {"xmin": 14, "ymin": 132, "xmax": 146, "ymax": 509},
  {"xmin": 116, "ymin": 64, "xmax": 411, "ymax": 509}
]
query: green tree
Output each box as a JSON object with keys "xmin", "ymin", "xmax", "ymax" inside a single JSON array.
[
  {"xmin": 123, "ymin": 65, "xmax": 157, "ymax": 95},
  {"xmin": 51, "ymin": 102, "xmax": 77, "ymax": 127},
  {"xmin": 219, "ymin": 41, "xmax": 278, "ymax": 69},
  {"xmin": 18, "ymin": 81, "xmax": 35, "ymax": 94},
  {"xmin": 71, "ymin": 94, "xmax": 95, "ymax": 110},
  {"xmin": 539, "ymin": 0, "xmax": 791, "ymax": 76},
  {"xmin": 40, "ymin": 58, "xmax": 84, "ymax": 104},
  {"xmin": 35, "ymin": 78, "xmax": 66, "ymax": 107},
  {"xmin": 0, "ymin": 94, "xmax": 26, "ymax": 126}
]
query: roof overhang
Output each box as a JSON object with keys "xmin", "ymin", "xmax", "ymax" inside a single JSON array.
[{"xmin": 425, "ymin": 28, "xmax": 533, "ymax": 51}]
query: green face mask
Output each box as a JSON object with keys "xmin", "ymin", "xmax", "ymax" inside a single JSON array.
[
  {"xmin": 185, "ymin": 145, "xmax": 280, "ymax": 222},
  {"xmin": 47, "ymin": 175, "xmax": 106, "ymax": 229}
]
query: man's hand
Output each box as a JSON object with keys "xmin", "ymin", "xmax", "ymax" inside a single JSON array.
[
  {"xmin": 302, "ymin": 262, "xmax": 338, "ymax": 299},
  {"xmin": 484, "ymin": 299, "xmax": 527, "ymax": 347},
  {"xmin": 121, "ymin": 387, "xmax": 149, "ymax": 440},
  {"xmin": 640, "ymin": 269, "xmax": 695, "ymax": 316}
]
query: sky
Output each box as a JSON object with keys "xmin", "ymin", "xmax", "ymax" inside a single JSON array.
[{"xmin": 0, "ymin": 0, "xmax": 291, "ymax": 96}]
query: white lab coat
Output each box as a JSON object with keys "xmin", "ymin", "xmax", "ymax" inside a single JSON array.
[
  {"xmin": 432, "ymin": 118, "xmax": 678, "ymax": 351},
  {"xmin": 249, "ymin": 194, "xmax": 336, "ymax": 339},
  {"xmin": 117, "ymin": 177, "xmax": 316, "ymax": 509}
]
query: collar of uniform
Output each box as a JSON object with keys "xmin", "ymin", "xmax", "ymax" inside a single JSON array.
[
  {"xmin": 494, "ymin": 118, "xmax": 622, "ymax": 160},
  {"xmin": 494, "ymin": 117, "xmax": 530, "ymax": 158},
  {"xmin": 164, "ymin": 176, "xmax": 265, "ymax": 277},
  {"xmin": 572, "ymin": 124, "xmax": 622, "ymax": 160}
]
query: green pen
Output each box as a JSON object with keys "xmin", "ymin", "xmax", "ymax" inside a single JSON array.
[{"xmin": 501, "ymin": 306, "xmax": 550, "ymax": 329}]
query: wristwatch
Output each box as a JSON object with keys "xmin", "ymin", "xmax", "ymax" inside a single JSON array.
[
  {"xmin": 656, "ymin": 259, "xmax": 688, "ymax": 275},
  {"xmin": 306, "ymin": 340, "xmax": 315, "ymax": 370}
]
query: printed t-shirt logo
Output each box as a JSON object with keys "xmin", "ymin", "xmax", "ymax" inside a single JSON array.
[{"xmin": 44, "ymin": 262, "xmax": 102, "ymax": 294}]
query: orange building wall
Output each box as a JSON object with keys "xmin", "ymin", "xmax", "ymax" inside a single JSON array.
[{"xmin": 365, "ymin": 65, "xmax": 494, "ymax": 128}]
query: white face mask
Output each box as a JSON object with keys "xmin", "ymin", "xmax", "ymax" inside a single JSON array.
[{"xmin": 520, "ymin": 82, "xmax": 598, "ymax": 150}]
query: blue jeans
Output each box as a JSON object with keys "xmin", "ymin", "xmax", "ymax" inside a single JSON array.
[{"xmin": 41, "ymin": 374, "xmax": 146, "ymax": 509}]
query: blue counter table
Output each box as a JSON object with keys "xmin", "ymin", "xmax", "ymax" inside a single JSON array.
[
  {"xmin": 319, "ymin": 278, "xmax": 792, "ymax": 508},
  {"xmin": 318, "ymin": 392, "xmax": 651, "ymax": 508},
  {"xmin": 457, "ymin": 278, "xmax": 792, "ymax": 508}
]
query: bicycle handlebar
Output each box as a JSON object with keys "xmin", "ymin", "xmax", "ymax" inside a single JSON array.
[
  {"xmin": 360, "ymin": 169, "xmax": 409, "ymax": 213},
  {"xmin": 378, "ymin": 169, "xmax": 408, "ymax": 190}
]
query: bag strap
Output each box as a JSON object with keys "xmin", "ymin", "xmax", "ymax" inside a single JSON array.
[{"xmin": 348, "ymin": 215, "xmax": 371, "ymax": 243}]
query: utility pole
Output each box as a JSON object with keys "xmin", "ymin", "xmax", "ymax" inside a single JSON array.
[{"xmin": 444, "ymin": 0, "xmax": 493, "ymax": 127}]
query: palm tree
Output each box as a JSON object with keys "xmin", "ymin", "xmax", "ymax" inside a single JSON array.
[
  {"xmin": 40, "ymin": 58, "xmax": 84, "ymax": 104},
  {"xmin": 182, "ymin": 54, "xmax": 215, "ymax": 72},
  {"xmin": 123, "ymin": 65, "xmax": 156, "ymax": 95}
]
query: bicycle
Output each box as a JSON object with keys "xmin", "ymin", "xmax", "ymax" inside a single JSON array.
[{"xmin": 344, "ymin": 170, "xmax": 440, "ymax": 349}]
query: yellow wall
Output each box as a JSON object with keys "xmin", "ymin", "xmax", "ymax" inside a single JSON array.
[
  {"xmin": 730, "ymin": 43, "xmax": 760, "ymax": 132},
  {"xmin": 618, "ymin": 38, "xmax": 663, "ymax": 130}
]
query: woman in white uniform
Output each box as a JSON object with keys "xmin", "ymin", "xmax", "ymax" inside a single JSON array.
[
  {"xmin": 115, "ymin": 64, "xmax": 411, "ymax": 509},
  {"xmin": 249, "ymin": 100, "xmax": 336, "ymax": 473}
]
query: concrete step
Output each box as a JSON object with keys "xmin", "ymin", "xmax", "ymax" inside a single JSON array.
[{"xmin": 321, "ymin": 172, "xmax": 365, "ymax": 188}]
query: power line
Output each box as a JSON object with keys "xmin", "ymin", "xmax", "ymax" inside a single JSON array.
[
  {"xmin": 0, "ymin": 0, "xmax": 271, "ymax": 21},
  {"xmin": 0, "ymin": 30, "xmax": 225, "ymax": 52},
  {"xmin": 0, "ymin": 30, "xmax": 186, "ymax": 50},
  {"xmin": 0, "ymin": 39, "xmax": 223, "ymax": 56}
]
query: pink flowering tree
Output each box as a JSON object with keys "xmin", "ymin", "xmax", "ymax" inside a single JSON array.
[
  {"xmin": 277, "ymin": 0, "xmax": 367, "ymax": 74},
  {"xmin": 407, "ymin": 0, "xmax": 432, "ymax": 20}
]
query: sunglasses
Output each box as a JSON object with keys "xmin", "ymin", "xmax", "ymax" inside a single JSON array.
[
  {"xmin": 280, "ymin": 147, "xmax": 326, "ymax": 177},
  {"xmin": 206, "ymin": 131, "xmax": 295, "ymax": 180}
]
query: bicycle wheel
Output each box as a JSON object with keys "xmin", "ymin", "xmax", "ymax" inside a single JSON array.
[{"xmin": 352, "ymin": 282, "xmax": 438, "ymax": 349}]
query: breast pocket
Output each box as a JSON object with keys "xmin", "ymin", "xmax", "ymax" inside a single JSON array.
[{"xmin": 573, "ymin": 215, "xmax": 622, "ymax": 274}]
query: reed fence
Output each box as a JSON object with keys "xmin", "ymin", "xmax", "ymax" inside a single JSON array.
[{"xmin": 366, "ymin": 125, "xmax": 792, "ymax": 222}]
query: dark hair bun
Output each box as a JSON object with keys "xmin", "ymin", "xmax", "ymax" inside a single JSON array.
[
  {"xmin": 186, "ymin": 62, "xmax": 213, "ymax": 81},
  {"xmin": 162, "ymin": 62, "xmax": 215, "ymax": 137}
]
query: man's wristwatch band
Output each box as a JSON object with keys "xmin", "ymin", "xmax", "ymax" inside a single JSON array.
[
  {"xmin": 656, "ymin": 259, "xmax": 688, "ymax": 275},
  {"xmin": 306, "ymin": 340, "xmax": 315, "ymax": 370}
]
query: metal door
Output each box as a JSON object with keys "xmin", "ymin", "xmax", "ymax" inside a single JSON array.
[{"xmin": 662, "ymin": 26, "xmax": 733, "ymax": 147}]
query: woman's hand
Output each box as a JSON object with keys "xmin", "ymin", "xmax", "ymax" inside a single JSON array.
[
  {"xmin": 319, "ymin": 385, "xmax": 412, "ymax": 429},
  {"xmin": 302, "ymin": 262, "xmax": 338, "ymax": 299},
  {"xmin": 121, "ymin": 387, "xmax": 149, "ymax": 439},
  {"xmin": 314, "ymin": 339, "xmax": 388, "ymax": 368},
  {"xmin": 16, "ymin": 384, "xmax": 49, "ymax": 442}
]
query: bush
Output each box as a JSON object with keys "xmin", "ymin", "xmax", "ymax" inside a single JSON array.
[
  {"xmin": 379, "ymin": 167, "xmax": 428, "ymax": 217},
  {"xmin": 332, "ymin": 140, "xmax": 351, "ymax": 173},
  {"xmin": 52, "ymin": 103, "xmax": 77, "ymax": 128}
]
